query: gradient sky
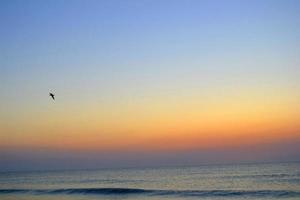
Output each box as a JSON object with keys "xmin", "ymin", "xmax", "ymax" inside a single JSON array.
[{"xmin": 1, "ymin": 0, "xmax": 300, "ymax": 171}]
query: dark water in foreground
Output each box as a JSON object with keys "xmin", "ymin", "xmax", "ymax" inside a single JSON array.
[{"xmin": 0, "ymin": 162, "xmax": 299, "ymax": 200}]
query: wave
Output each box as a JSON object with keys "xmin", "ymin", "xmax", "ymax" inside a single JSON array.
[
  {"xmin": 223, "ymin": 173, "xmax": 299, "ymax": 179},
  {"xmin": 1, "ymin": 188, "xmax": 300, "ymax": 198}
]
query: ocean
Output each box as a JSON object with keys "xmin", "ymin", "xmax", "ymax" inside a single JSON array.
[{"xmin": 0, "ymin": 162, "xmax": 299, "ymax": 200}]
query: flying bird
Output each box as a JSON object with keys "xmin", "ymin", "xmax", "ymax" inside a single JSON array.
[{"xmin": 49, "ymin": 92, "xmax": 55, "ymax": 100}]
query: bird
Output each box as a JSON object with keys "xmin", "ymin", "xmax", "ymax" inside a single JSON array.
[{"xmin": 49, "ymin": 92, "xmax": 55, "ymax": 100}]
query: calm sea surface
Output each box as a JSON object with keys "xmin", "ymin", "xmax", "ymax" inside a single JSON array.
[{"xmin": 0, "ymin": 162, "xmax": 299, "ymax": 200}]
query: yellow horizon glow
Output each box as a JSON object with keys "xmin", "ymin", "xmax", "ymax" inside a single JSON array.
[{"xmin": 1, "ymin": 85, "xmax": 299, "ymax": 152}]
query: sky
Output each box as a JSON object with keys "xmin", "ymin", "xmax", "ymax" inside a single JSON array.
[{"xmin": 0, "ymin": 0, "xmax": 300, "ymax": 171}]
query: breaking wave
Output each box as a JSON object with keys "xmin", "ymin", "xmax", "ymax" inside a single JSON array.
[{"xmin": 1, "ymin": 188, "xmax": 300, "ymax": 198}]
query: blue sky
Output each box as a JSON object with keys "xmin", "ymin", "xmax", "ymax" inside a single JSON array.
[{"xmin": 1, "ymin": 0, "xmax": 300, "ymax": 171}]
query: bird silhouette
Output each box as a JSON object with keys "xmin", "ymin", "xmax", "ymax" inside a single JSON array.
[{"xmin": 49, "ymin": 92, "xmax": 55, "ymax": 100}]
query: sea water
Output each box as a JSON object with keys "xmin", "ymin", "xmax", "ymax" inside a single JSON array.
[{"xmin": 0, "ymin": 162, "xmax": 299, "ymax": 200}]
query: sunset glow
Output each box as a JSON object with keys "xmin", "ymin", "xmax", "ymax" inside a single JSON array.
[{"xmin": 1, "ymin": 0, "xmax": 300, "ymax": 171}]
